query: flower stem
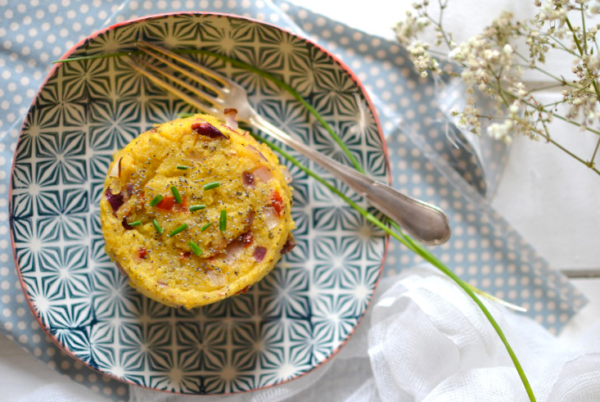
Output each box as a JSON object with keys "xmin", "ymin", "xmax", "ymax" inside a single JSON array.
[
  {"xmin": 589, "ymin": 136, "xmax": 600, "ymax": 167},
  {"xmin": 566, "ymin": 17, "xmax": 584, "ymax": 55},
  {"xmin": 581, "ymin": 7, "xmax": 588, "ymax": 55},
  {"xmin": 522, "ymin": 100, "xmax": 600, "ymax": 137},
  {"xmin": 566, "ymin": 17, "xmax": 600, "ymax": 102},
  {"xmin": 528, "ymin": 83, "xmax": 567, "ymax": 93},
  {"xmin": 542, "ymin": 33, "xmax": 581, "ymax": 58},
  {"xmin": 533, "ymin": 127, "xmax": 600, "ymax": 175},
  {"xmin": 491, "ymin": 79, "xmax": 600, "ymax": 137},
  {"xmin": 435, "ymin": 0, "xmax": 453, "ymax": 48}
]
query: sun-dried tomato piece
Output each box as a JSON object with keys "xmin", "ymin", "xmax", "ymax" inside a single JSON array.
[
  {"xmin": 157, "ymin": 195, "xmax": 175, "ymax": 210},
  {"xmin": 137, "ymin": 248, "xmax": 147, "ymax": 259},
  {"xmin": 271, "ymin": 190, "xmax": 284, "ymax": 217},
  {"xmin": 238, "ymin": 232, "xmax": 254, "ymax": 248}
]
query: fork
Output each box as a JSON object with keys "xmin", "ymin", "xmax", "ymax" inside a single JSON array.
[{"xmin": 123, "ymin": 41, "xmax": 451, "ymax": 245}]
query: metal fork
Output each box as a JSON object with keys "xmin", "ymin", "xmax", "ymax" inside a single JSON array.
[{"xmin": 123, "ymin": 41, "xmax": 451, "ymax": 245}]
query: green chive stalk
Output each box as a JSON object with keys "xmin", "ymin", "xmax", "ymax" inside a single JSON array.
[
  {"xmin": 254, "ymin": 134, "xmax": 535, "ymax": 402},
  {"xmin": 55, "ymin": 49, "xmax": 535, "ymax": 401}
]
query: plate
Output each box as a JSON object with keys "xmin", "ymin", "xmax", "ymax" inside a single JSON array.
[{"xmin": 9, "ymin": 13, "xmax": 389, "ymax": 394}]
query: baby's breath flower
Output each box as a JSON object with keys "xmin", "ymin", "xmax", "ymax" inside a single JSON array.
[
  {"xmin": 407, "ymin": 41, "xmax": 441, "ymax": 76},
  {"xmin": 395, "ymin": 0, "xmax": 600, "ymax": 175}
]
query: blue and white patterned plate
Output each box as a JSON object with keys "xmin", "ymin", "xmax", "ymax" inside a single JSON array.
[{"xmin": 9, "ymin": 13, "xmax": 389, "ymax": 394}]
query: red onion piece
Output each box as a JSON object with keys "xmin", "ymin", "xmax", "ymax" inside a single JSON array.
[
  {"xmin": 224, "ymin": 108, "xmax": 239, "ymax": 130},
  {"xmin": 281, "ymin": 166, "xmax": 293, "ymax": 183},
  {"xmin": 207, "ymin": 270, "xmax": 226, "ymax": 287},
  {"xmin": 242, "ymin": 171, "xmax": 255, "ymax": 188},
  {"xmin": 105, "ymin": 188, "xmax": 124, "ymax": 213},
  {"xmin": 253, "ymin": 246, "xmax": 267, "ymax": 262},
  {"xmin": 223, "ymin": 240, "xmax": 245, "ymax": 264},
  {"xmin": 122, "ymin": 218, "xmax": 134, "ymax": 231},
  {"xmin": 191, "ymin": 121, "xmax": 227, "ymax": 139},
  {"xmin": 254, "ymin": 166, "xmax": 273, "ymax": 183},
  {"xmin": 246, "ymin": 210, "xmax": 255, "ymax": 226},
  {"xmin": 262, "ymin": 206, "xmax": 279, "ymax": 230},
  {"xmin": 247, "ymin": 145, "xmax": 268, "ymax": 161},
  {"xmin": 157, "ymin": 280, "xmax": 167, "ymax": 288},
  {"xmin": 271, "ymin": 190, "xmax": 284, "ymax": 217},
  {"xmin": 281, "ymin": 235, "xmax": 297, "ymax": 255},
  {"xmin": 137, "ymin": 248, "xmax": 147, "ymax": 259}
]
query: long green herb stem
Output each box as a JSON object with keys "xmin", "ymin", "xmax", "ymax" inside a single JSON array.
[
  {"xmin": 255, "ymin": 134, "xmax": 535, "ymax": 401},
  {"xmin": 55, "ymin": 49, "xmax": 535, "ymax": 401}
]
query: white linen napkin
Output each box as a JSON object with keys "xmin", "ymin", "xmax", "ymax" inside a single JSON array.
[{"xmin": 17, "ymin": 265, "xmax": 600, "ymax": 402}]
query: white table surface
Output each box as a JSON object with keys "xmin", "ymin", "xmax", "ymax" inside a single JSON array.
[{"xmin": 1, "ymin": 1, "xmax": 599, "ymax": 400}]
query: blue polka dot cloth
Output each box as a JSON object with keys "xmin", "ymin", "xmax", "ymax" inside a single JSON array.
[{"xmin": 0, "ymin": 0, "xmax": 586, "ymax": 400}]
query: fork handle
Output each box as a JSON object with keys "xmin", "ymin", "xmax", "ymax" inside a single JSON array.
[{"xmin": 249, "ymin": 115, "xmax": 451, "ymax": 245}]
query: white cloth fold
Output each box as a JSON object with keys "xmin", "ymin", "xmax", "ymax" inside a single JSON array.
[
  {"xmin": 18, "ymin": 266, "xmax": 600, "ymax": 402},
  {"xmin": 16, "ymin": 383, "xmax": 111, "ymax": 402}
]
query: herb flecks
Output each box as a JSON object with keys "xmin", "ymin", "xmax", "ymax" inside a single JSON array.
[
  {"xmin": 152, "ymin": 219, "xmax": 163, "ymax": 234},
  {"xmin": 220, "ymin": 210, "xmax": 227, "ymax": 232},
  {"xmin": 169, "ymin": 223, "xmax": 188, "ymax": 237},
  {"xmin": 171, "ymin": 186, "xmax": 182, "ymax": 204},
  {"xmin": 189, "ymin": 241, "xmax": 202, "ymax": 256},
  {"xmin": 204, "ymin": 181, "xmax": 220, "ymax": 191}
]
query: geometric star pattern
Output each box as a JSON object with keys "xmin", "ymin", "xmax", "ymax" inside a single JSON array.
[{"xmin": 10, "ymin": 14, "xmax": 388, "ymax": 394}]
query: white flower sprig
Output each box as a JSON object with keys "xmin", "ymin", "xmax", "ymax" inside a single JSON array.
[{"xmin": 395, "ymin": 0, "xmax": 600, "ymax": 175}]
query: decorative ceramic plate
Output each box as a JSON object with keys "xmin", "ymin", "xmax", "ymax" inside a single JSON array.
[{"xmin": 9, "ymin": 13, "xmax": 389, "ymax": 394}]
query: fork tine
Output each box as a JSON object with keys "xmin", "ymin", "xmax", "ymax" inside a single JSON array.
[
  {"xmin": 130, "ymin": 55, "xmax": 224, "ymax": 108},
  {"xmin": 123, "ymin": 56, "xmax": 219, "ymax": 116},
  {"xmin": 137, "ymin": 41, "xmax": 231, "ymax": 88},
  {"xmin": 137, "ymin": 44, "xmax": 227, "ymax": 98}
]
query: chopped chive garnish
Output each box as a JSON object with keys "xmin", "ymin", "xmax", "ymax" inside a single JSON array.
[
  {"xmin": 189, "ymin": 241, "xmax": 202, "ymax": 257},
  {"xmin": 150, "ymin": 195, "xmax": 163, "ymax": 207},
  {"xmin": 200, "ymin": 222, "xmax": 212, "ymax": 232},
  {"xmin": 171, "ymin": 186, "xmax": 182, "ymax": 203},
  {"xmin": 169, "ymin": 223, "xmax": 188, "ymax": 237},
  {"xmin": 203, "ymin": 181, "xmax": 220, "ymax": 191},
  {"xmin": 129, "ymin": 220, "xmax": 142, "ymax": 227},
  {"xmin": 152, "ymin": 219, "xmax": 163, "ymax": 234},
  {"xmin": 177, "ymin": 165, "xmax": 191, "ymax": 170},
  {"xmin": 189, "ymin": 204, "xmax": 206, "ymax": 212},
  {"xmin": 220, "ymin": 210, "xmax": 227, "ymax": 232}
]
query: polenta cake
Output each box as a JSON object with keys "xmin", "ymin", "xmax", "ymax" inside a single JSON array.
[{"xmin": 100, "ymin": 114, "xmax": 295, "ymax": 309}]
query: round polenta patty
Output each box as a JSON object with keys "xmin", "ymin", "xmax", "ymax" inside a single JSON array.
[{"xmin": 100, "ymin": 114, "xmax": 295, "ymax": 309}]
